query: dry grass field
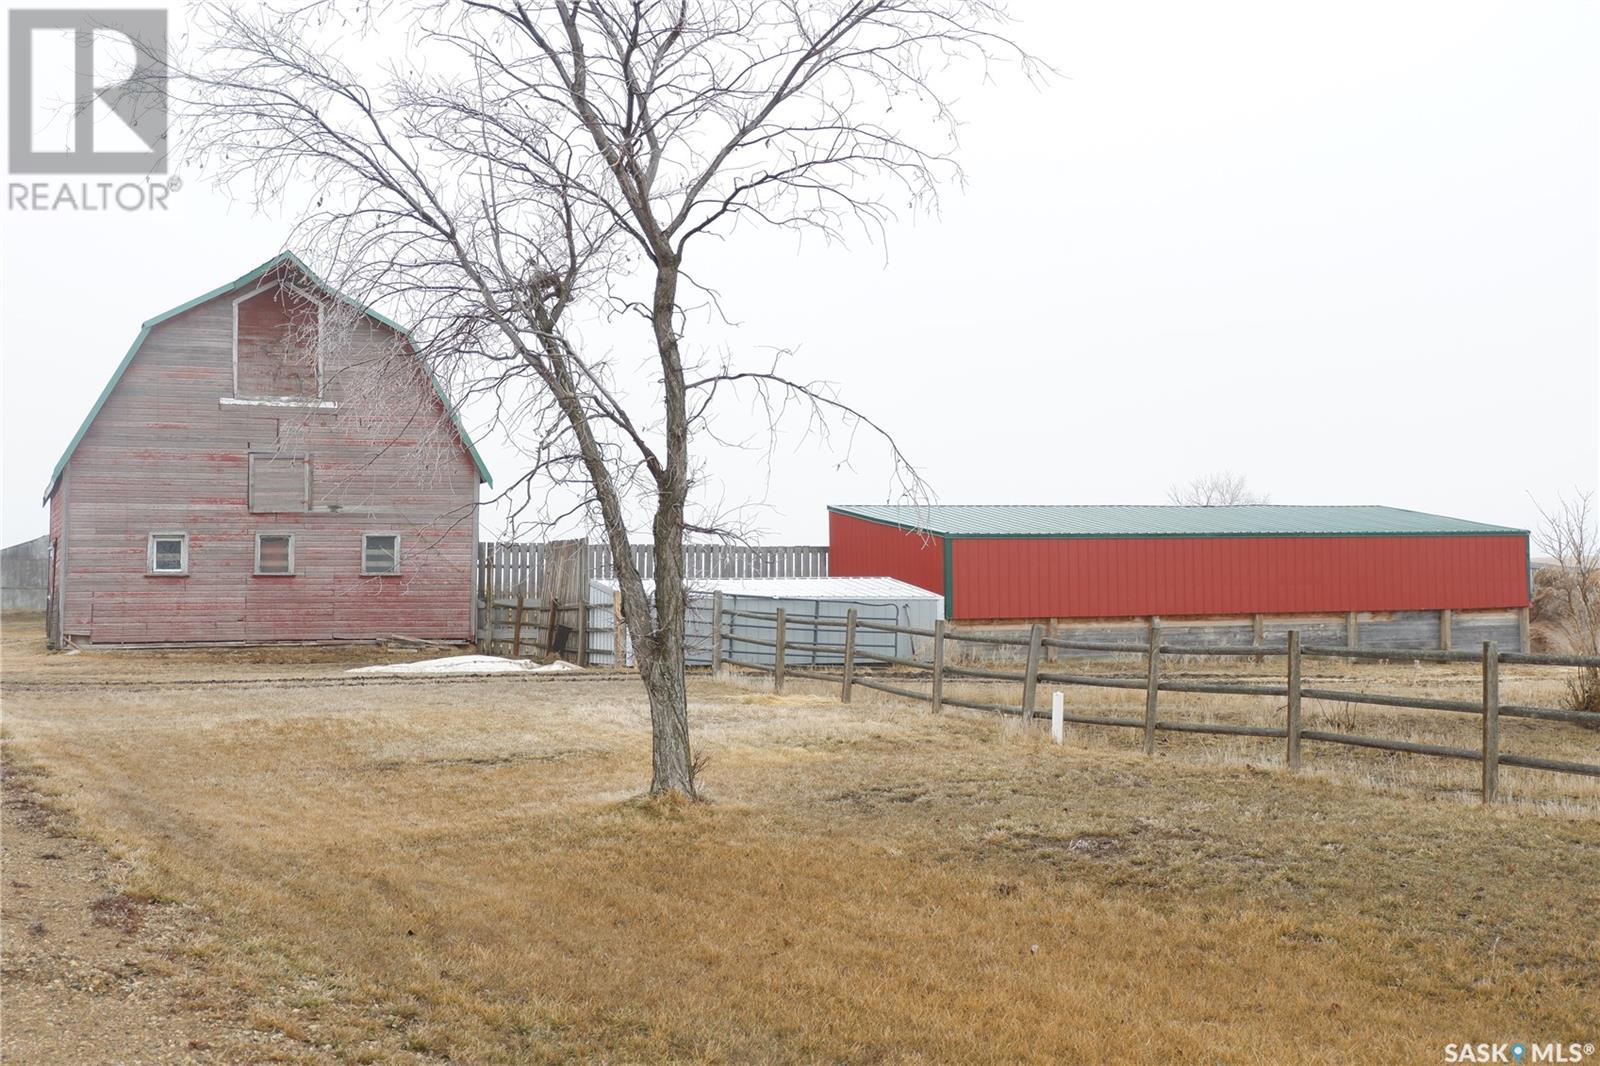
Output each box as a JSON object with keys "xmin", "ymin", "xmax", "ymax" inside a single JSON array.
[{"xmin": 2, "ymin": 614, "xmax": 1598, "ymax": 1064}]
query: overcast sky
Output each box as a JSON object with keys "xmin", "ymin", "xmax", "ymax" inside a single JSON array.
[{"xmin": 3, "ymin": 0, "xmax": 1596, "ymax": 548}]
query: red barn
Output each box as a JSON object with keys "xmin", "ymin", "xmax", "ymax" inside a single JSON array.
[
  {"xmin": 829, "ymin": 504, "xmax": 1532, "ymax": 651},
  {"xmin": 43, "ymin": 252, "xmax": 490, "ymax": 647}
]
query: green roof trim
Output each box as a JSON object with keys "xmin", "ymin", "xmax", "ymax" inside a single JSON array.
[
  {"xmin": 44, "ymin": 251, "xmax": 492, "ymax": 501},
  {"xmin": 829, "ymin": 504, "xmax": 1528, "ymax": 539}
]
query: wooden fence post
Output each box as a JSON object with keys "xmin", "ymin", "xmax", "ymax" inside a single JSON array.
[
  {"xmin": 1440, "ymin": 609, "xmax": 1452, "ymax": 652},
  {"xmin": 1516, "ymin": 608, "xmax": 1530, "ymax": 654},
  {"xmin": 1346, "ymin": 611, "xmax": 1359, "ymax": 650},
  {"xmin": 576, "ymin": 599, "xmax": 589, "ymax": 667},
  {"xmin": 1022, "ymin": 623, "xmax": 1044, "ymax": 727},
  {"xmin": 1286, "ymin": 629, "xmax": 1302, "ymax": 771},
  {"xmin": 774, "ymin": 607, "xmax": 786, "ymax": 693},
  {"xmin": 1046, "ymin": 618, "xmax": 1059, "ymax": 664},
  {"xmin": 543, "ymin": 600, "xmax": 559, "ymax": 659},
  {"xmin": 931, "ymin": 619, "xmax": 946, "ymax": 713},
  {"xmin": 1142, "ymin": 617, "xmax": 1162, "ymax": 755},
  {"xmin": 613, "ymin": 589, "xmax": 624, "ymax": 668},
  {"xmin": 841, "ymin": 608, "xmax": 857, "ymax": 703},
  {"xmin": 511, "ymin": 592, "xmax": 526, "ymax": 658},
  {"xmin": 1252, "ymin": 613, "xmax": 1264, "ymax": 663},
  {"xmin": 710, "ymin": 591, "xmax": 723, "ymax": 677},
  {"xmin": 1482, "ymin": 640, "xmax": 1499, "ymax": 803},
  {"xmin": 484, "ymin": 545, "xmax": 500, "ymax": 652},
  {"xmin": 477, "ymin": 543, "xmax": 492, "ymax": 650}
]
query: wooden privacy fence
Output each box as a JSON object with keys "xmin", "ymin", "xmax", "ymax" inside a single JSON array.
[
  {"xmin": 707, "ymin": 605, "xmax": 1600, "ymax": 803},
  {"xmin": 482, "ymin": 596, "xmax": 601, "ymax": 663},
  {"xmin": 478, "ymin": 541, "xmax": 829, "ymax": 602}
]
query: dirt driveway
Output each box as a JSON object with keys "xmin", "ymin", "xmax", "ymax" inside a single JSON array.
[{"xmin": 1, "ymin": 756, "xmax": 263, "ymax": 1064}]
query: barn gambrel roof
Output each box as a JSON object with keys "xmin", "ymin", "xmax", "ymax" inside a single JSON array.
[{"xmin": 43, "ymin": 251, "xmax": 492, "ymax": 502}]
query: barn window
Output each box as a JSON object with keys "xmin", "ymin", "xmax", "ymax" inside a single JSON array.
[
  {"xmin": 255, "ymin": 534, "xmax": 295, "ymax": 576},
  {"xmin": 234, "ymin": 282, "xmax": 322, "ymax": 399},
  {"xmin": 148, "ymin": 533, "xmax": 188, "ymax": 575},
  {"xmin": 248, "ymin": 452, "xmax": 311, "ymax": 513},
  {"xmin": 362, "ymin": 533, "xmax": 399, "ymax": 575}
]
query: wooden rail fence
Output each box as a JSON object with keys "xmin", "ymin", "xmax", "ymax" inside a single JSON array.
[{"xmin": 709, "ymin": 609, "xmax": 1600, "ymax": 803}]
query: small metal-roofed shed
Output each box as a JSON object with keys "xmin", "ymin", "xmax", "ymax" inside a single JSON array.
[
  {"xmin": 587, "ymin": 576, "xmax": 944, "ymax": 668},
  {"xmin": 827, "ymin": 504, "xmax": 1531, "ymax": 628}
]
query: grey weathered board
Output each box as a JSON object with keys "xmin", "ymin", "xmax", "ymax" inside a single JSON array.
[
  {"xmin": 1, "ymin": 534, "xmax": 49, "ymax": 612},
  {"xmin": 479, "ymin": 541, "xmax": 829, "ymax": 604}
]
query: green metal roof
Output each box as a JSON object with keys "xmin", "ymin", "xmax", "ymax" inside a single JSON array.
[
  {"xmin": 828, "ymin": 504, "xmax": 1527, "ymax": 538},
  {"xmin": 44, "ymin": 251, "xmax": 492, "ymax": 501}
]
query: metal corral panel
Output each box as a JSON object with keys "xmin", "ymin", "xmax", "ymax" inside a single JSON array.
[
  {"xmin": 828, "ymin": 512, "xmax": 944, "ymax": 594},
  {"xmin": 950, "ymin": 534, "xmax": 1529, "ymax": 621},
  {"xmin": 587, "ymin": 577, "xmax": 943, "ymax": 668}
]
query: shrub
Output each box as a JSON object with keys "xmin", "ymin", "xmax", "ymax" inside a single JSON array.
[{"xmin": 1564, "ymin": 667, "xmax": 1600, "ymax": 722}]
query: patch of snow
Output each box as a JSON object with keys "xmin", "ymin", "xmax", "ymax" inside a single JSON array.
[
  {"xmin": 348, "ymin": 655, "xmax": 582, "ymax": 676},
  {"xmin": 530, "ymin": 659, "xmax": 584, "ymax": 673}
]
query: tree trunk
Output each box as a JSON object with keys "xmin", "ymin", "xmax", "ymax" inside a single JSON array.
[
  {"xmin": 635, "ymin": 602, "xmax": 694, "ymax": 796},
  {"xmin": 635, "ymin": 251, "xmax": 696, "ymax": 798}
]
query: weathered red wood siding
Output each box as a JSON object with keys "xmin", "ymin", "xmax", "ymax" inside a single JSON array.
[
  {"xmin": 236, "ymin": 285, "xmax": 319, "ymax": 398},
  {"xmin": 55, "ymin": 272, "xmax": 477, "ymax": 644},
  {"xmin": 948, "ymin": 533, "xmax": 1530, "ymax": 621},
  {"xmin": 828, "ymin": 511, "xmax": 944, "ymax": 594}
]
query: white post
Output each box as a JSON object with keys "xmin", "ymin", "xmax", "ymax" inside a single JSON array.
[{"xmin": 1051, "ymin": 691, "xmax": 1064, "ymax": 745}]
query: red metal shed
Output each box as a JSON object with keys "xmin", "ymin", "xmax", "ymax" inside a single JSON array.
[{"xmin": 828, "ymin": 505, "xmax": 1530, "ymax": 622}]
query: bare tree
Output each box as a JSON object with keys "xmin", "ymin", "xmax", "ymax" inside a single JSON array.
[
  {"xmin": 1166, "ymin": 472, "xmax": 1271, "ymax": 507},
  {"xmin": 172, "ymin": 1, "xmax": 1028, "ymax": 797},
  {"xmin": 1533, "ymin": 490, "xmax": 1600, "ymax": 656}
]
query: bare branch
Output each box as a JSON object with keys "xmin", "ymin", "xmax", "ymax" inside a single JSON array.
[{"xmin": 1166, "ymin": 472, "xmax": 1271, "ymax": 507}]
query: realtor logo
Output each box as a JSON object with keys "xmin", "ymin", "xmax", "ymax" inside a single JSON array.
[{"xmin": 8, "ymin": 9, "xmax": 167, "ymax": 174}]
